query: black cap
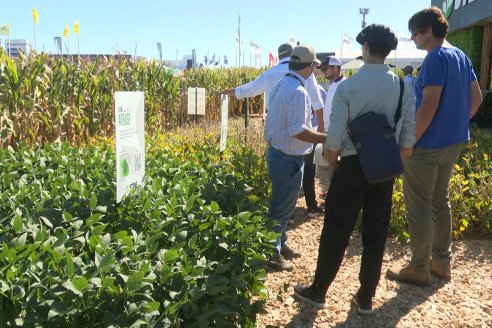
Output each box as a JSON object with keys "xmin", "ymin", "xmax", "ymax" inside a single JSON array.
[
  {"xmin": 402, "ymin": 65, "xmax": 413, "ymax": 74},
  {"xmin": 356, "ymin": 24, "xmax": 398, "ymax": 50}
]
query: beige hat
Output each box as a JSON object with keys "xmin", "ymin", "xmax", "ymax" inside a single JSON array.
[{"xmin": 290, "ymin": 44, "xmax": 321, "ymax": 65}]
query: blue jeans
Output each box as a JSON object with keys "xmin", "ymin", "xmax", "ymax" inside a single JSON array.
[{"xmin": 266, "ymin": 146, "xmax": 304, "ymax": 256}]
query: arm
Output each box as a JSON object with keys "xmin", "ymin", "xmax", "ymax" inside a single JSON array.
[
  {"xmin": 306, "ymin": 74, "xmax": 325, "ymax": 113},
  {"xmin": 400, "ymin": 147, "xmax": 413, "ymax": 160},
  {"xmin": 315, "ymin": 109, "xmax": 325, "ymax": 132},
  {"xmin": 294, "ymin": 129, "xmax": 326, "ymax": 144},
  {"xmin": 415, "ymin": 85, "xmax": 442, "ymax": 144},
  {"xmin": 322, "ymin": 146, "xmax": 340, "ymax": 178},
  {"xmin": 469, "ymin": 80, "xmax": 483, "ymax": 119},
  {"xmin": 220, "ymin": 88, "xmax": 236, "ymax": 96},
  {"xmin": 398, "ymin": 82, "xmax": 416, "ymax": 154}
]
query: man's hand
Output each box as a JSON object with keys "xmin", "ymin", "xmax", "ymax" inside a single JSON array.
[
  {"xmin": 220, "ymin": 88, "xmax": 236, "ymax": 96},
  {"xmin": 323, "ymin": 144, "xmax": 340, "ymax": 179},
  {"xmin": 399, "ymin": 147, "xmax": 413, "ymax": 160}
]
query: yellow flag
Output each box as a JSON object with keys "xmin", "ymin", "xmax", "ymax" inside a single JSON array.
[
  {"xmin": 0, "ymin": 24, "xmax": 9, "ymax": 35},
  {"xmin": 74, "ymin": 21, "xmax": 79, "ymax": 35},
  {"xmin": 63, "ymin": 24, "xmax": 69, "ymax": 38},
  {"xmin": 32, "ymin": 8, "xmax": 39, "ymax": 24}
]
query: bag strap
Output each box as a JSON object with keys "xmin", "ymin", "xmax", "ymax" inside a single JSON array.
[
  {"xmin": 393, "ymin": 78, "xmax": 404, "ymax": 131},
  {"xmin": 285, "ymin": 72, "xmax": 305, "ymax": 88}
]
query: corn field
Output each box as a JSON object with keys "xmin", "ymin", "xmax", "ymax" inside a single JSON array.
[{"xmin": 0, "ymin": 50, "xmax": 265, "ymax": 148}]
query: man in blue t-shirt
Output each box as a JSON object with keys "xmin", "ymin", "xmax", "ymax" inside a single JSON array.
[{"xmin": 387, "ymin": 7, "xmax": 483, "ymax": 286}]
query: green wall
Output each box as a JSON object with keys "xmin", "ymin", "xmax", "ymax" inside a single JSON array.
[{"xmin": 447, "ymin": 26, "xmax": 484, "ymax": 82}]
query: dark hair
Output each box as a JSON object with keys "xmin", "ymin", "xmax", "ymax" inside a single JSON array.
[
  {"xmin": 289, "ymin": 62, "xmax": 311, "ymax": 70},
  {"xmin": 279, "ymin": 53, "xmax": 290, "ymax": 60},
  {"xmin": 366, "ymin": 42, "xmax": 392, "ymax": 58},
  {"xmin": 408, "ymin": 6, "xmax": 448, "ymax": 39}
]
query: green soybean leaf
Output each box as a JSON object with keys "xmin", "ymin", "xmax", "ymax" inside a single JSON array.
[
  {"xmin": 127, "ymin": 271, "xmax": 144, "ymax": 292},
  {"xmin": 66, "ymin": 253, "xmax": 75, "ymax": 277}
]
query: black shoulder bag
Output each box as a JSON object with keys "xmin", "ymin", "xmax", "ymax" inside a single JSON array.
[{"xmin": 347, "ymin": 78, "xmax": 405, "ymax": 183}]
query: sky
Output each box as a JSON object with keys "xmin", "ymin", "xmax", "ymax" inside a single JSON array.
[{"xmin": 1, "ymin": 0, "xmax": 432, "ymax": 67}]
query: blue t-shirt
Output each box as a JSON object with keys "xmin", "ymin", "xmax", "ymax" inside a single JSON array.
[{"xmin": 414, "ymin": 46, "xmax": 477, "ymax": 148}]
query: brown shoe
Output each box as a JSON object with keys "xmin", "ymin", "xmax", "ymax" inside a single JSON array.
[
  {"xmin": 430, "ymin": 259, "xmax": 451, "ymax": 282},
  {"xmin": 386, "ymin": 265, "xmax": 432, "ymax": 286},
  {"xmin": 268, "ymin": 255, "xmax": 294, "ymax": 271},
  {"xmin": 281, "ymin": 244, "xmax": 301, "ymax": 259}
]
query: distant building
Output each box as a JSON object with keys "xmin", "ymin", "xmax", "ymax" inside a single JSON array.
[{"xmin": 4, "ymin": 39, "xmax": 32, "ymax": 58}]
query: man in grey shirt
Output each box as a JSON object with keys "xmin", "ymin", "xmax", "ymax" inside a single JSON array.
[{"xmin": 294, "ymin": 24, "xmax": 415, "ymax": 314}]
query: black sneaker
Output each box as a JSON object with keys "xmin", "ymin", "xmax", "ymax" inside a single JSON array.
[
  {"xmin": 307, "ymin": 206, "xmax": 324, "ymax": 218},
  {"xmin": 351, "ymin": 293, "xmax": 373, "ymax": 315},
  {"xmin": 267, "ymin": 255, "xmax": 294, "ymax": 272},
  {"xmin": 281, "ymin": 244, "xmax": 301, "ymax": 259},
  {"xmin": 293, "ymin": 284, "xmax": 326, "ymax": 308}
]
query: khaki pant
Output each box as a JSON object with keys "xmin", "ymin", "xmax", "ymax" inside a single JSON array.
[{"xmin": 403, "ymin": 143, "xmax": 463, "ymax": 270}]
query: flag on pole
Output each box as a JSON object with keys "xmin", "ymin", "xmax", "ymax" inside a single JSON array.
[
  {"xmin": 289, "ymin": 34, "xmax": 296, "ymax": 46},
  {"xmin": 224, "ymin": 55, "xmax": 228, "ymax": 65},
  {"xmin": 157, "ymin": 42, "xmax": 162, "ymax": 61},
  {"xmin": 342, "ymin": 33, "xmax": 354, "ymax": 45},
  {"xmin": 209, "ymin": 54, "xmax": 216, "ymax": 64},
  {"xmin": 32, "ymin": 8, "xmax": 39, "ymax": 24},
  {"xmin": 268, "ymin": 52, "xmax": 275, "ymax": 67},
  {"xmin": 74, "ymin": 21, "xmax": 79, "ymax": 35},
  {"xmin": 63, "ymin": 24, "xmax": 69, "ymax": 37},
  {"xmin": 54, "ymin": 37, "xmax": 62, "ymax": 54},
  {"xmin": 0, "ymin": 24, "xmax": 9, "ymax": 35}
]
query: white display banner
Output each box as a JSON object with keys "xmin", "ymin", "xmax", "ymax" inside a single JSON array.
[
  {"xmin": 115, "ymin": 91, "xmax": 145, "ymax": 203},
  {"xmin": 220, "ymin": 95, "xmax": 228, "ymax": 152},
  {"xmin": 187, "ymin": 87, "xmax": 206, "ymax": 115}
]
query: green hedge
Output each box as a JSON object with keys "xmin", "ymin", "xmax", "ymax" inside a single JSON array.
[{"xmin": 447, "ymin": 26, "xmax": 484, "ymax": 81}]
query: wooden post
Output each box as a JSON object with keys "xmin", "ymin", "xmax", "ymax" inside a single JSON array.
[
  {"xmin": 244, "ymin": 98, "xmax": 249, "ymax": 145},
  {"xmin": 479, "ymin": 23, "xmax": 492, "ymax": 90},
  {"xmin": 195, "ymin": 88, "xmax": 198, "ymax": 123}
]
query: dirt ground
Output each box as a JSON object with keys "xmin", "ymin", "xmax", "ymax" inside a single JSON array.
[{"xmin": 255, "ymin": 166, "xmax": 492, "ymax": 328}]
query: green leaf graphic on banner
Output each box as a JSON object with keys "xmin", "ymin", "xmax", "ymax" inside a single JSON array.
[
  {"xmin": 121, "ymin": 159, "xmax": 130, "ymax": 177},
  {"xmin": 445, "ymin": 0, "xmax": 455, "ymax": 19}
]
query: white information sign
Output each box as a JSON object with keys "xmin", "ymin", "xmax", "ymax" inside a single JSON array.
[
  {"xmin": 115, "ymin": 91, "xmax": 145, "ymax": 203},
  {"xmin": 187, "ymin": 87, "xmax": 206, "ymax": 115},
  {"xmin": 220, "ymin": 95, "xmax": 228, "ymax": 152}
]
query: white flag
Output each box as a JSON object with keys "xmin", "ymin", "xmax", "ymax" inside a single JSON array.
[{"xmin": 343, "ymin": 33, "xmax": 354, "ymax": 45}]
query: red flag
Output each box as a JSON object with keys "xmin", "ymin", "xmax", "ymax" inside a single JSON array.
[{"xmin": 268, "ymin": 51, "xmax": 275, "ymax": 67}]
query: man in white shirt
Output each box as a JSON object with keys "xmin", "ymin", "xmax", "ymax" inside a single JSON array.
[
  {"xmin": 318, "ymin": 56, "xmax": 345, "ymax": 132},
  {"xmin": 220, "ymin": 43, "xmax": 324, "ymax": 128},
  {"xmin": 402, "ymin": 65, "xmax": 416, "ymax": 89}
]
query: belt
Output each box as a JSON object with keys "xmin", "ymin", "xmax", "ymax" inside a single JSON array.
[{"xmin": 268, "ymin": 145, "xmax": 305, "ymax": 159}]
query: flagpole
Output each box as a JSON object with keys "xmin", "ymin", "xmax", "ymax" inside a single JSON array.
[
  {"xmin": 238, "ymin": 15, "xmax": 241, "ymax": 68},
  {"xmin": 249, "ymin": 38, "xmax": 251, "ymax": 67},
  {"xmin": 340, "ymin": 30, "xmax": 344, "ymax": 59}
]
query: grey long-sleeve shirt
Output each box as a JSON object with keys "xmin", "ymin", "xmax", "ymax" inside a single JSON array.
[{"xmin": 326, "ymin": 64, "xmax": 416, "ymax": 158}]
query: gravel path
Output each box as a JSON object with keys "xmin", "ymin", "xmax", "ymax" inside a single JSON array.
[{"xmin": 256, "ymin": 167, "xmax": 492, "ymax": 328}]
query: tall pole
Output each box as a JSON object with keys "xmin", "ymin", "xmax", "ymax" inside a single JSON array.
[
  {"xmin": 238, "ymin": 15, "xmax": 241, "ymax": 68},
  {"xmin": 176, "ymin": 48, "xmax": 179, "ymax": 71},
  {"xmin": 359, "ymin": 8, "xmax": 370, "ymax": 29}
]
